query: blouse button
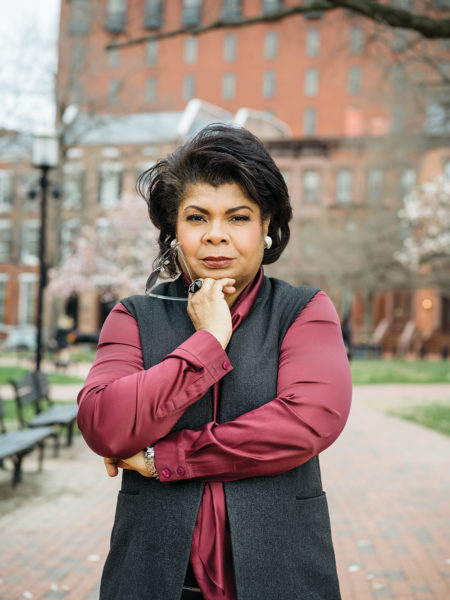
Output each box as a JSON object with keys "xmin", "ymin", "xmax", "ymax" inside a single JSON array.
[
  {"xmin": 177, "ymin": 466, "xmax": 185, "ymax": 477},
  {"xmin": 222, "ymin": 361, "xmax": 229, "ymax": 370},
  {"xmin": 161, "ymin": 468, "xmax": 171, "ymax": 479}
]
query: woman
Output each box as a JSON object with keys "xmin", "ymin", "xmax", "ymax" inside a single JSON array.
[{"xmin": 77, "ymin": 124, "xmax": 352, "ymax": 600}]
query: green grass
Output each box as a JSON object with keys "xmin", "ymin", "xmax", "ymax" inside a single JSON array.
[
  {"xmin": 389, "ymin": 403, "xmax": 450, "ymax": 437},
  {"xmin": 350, "ymin": 358, "xmax": 450, "ymax": 384},
  {"xmin": 0, "ymin": 366, "xmax": 83, "ymax": 386}
]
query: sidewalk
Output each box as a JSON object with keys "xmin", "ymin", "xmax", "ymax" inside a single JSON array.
[{"xmin": 0, "ymin": 384, "xmax": 449, "ymax": 600}]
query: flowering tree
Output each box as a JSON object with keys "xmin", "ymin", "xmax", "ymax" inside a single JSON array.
[
  {"xmin": 48, "ymin": 194, "xmax": 159, "ymax": 300},
  {"xmin": 397, "ymin": 175, "xmax": 450, "ymax": 290}
]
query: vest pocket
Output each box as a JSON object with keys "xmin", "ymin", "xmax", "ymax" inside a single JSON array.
[{"xmin": 295, "ymin": 490, "xmax": 326, "ymax": 501}]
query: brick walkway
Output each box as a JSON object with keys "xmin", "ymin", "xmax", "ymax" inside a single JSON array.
[{"xmin": 0, "ymin": 384, "xmax": 449, "ymax": 600}]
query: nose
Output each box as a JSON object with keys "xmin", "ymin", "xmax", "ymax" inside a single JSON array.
[{"xmin": 203, "ymin": 220, "xmax": 229, "ymax": 245}]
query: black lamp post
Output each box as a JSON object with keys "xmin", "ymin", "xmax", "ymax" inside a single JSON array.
[{"xmin": 31, "ymin": 131, "xmax": 59, "ymax": 372}]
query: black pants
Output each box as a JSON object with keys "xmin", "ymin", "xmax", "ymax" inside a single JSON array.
[{"xmin": 181, "ymin": 563, "xmax": 204, "ymax": 599}]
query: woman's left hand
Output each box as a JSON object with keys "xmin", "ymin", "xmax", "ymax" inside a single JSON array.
[{"xmin": 104, "ymin": 451, "xmax": 152, "ymax": 478}]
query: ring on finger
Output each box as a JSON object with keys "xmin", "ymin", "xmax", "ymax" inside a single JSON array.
[{"xmin": 188, "ymin": 279, "xmax": 203, "ymax": 294}]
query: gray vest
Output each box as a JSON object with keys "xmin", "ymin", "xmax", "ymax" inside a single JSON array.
[{"xmin": 100, "ymin": 276, "xmax": 341, "ymax": 600}]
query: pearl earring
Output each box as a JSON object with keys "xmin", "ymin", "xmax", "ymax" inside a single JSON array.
[
  {"xmin": 264, "ymin": 235, "xmax": 272, "ymax": 250},
  {"xmin": 170, "ymin": 239, "xmax": 177, "ymax": 248}
]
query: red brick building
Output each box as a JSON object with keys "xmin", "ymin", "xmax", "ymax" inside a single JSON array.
[{"xmin": 3, "ymin": 0, "xmax": 449, "ymax": 354}]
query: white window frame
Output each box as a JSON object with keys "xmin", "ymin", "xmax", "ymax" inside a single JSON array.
[
  {"xmin": 0, "ymin": 273, "xmax": 8, "ymax": 325},
  {"xmin": 21, "ymin": 220, "xmax": 40, "ymax": 265},
  {"xmin": 264, "ymin": 31, "xmax": 278, "ymax": 60},
  {"xmin": 0, "ymin": 170, "xmax": 13, "ymax": 212},
  {"xmin": 18, "ymin": 272, "xmax": 38, "ymax": 326},
  {"xmin": 304, "ymin": 68, "xmax": 319, "ymax": 96},
  {"xmin": 0, "ymin": 220, "xmax": 12, "ymax": 262},
  {"xmin": 306, "ymin": 29, "xmax": 320, "ymax": 57},
  {"xmin": 224, "ymin": 33, "xmax": 237, "ymax": 62},
  {"xmin": 99, "ymin": 163, "xmax": 123, "ymax": 208},
  {"xmin": 184, "ymin": 37, "xmax": 198, "ymax": 64},
  {"xmin": 223, "ymin": 73, "xmax": 236, "ymax": 100}
]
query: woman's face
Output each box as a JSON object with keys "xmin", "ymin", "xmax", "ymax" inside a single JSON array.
[{"xmin": 176, "ymin": 182, "xmax": 270, "ymax": 298}]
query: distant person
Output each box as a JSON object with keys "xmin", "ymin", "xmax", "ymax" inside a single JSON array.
[
  {"xmin": 341, "ymin": 315, "xmax": 352, "ymax": 361},
  {"xmin": 54, "ymin": 314, "xmax": 74, "ymax": 368},
  {"xmin": 77, "ymin": 125, "xmax": 352, "ymax": 600}
]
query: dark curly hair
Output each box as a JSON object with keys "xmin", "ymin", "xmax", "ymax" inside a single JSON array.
[{"xmin": 137, "ymin": 123, "xmax": 292, "ymax": 277}]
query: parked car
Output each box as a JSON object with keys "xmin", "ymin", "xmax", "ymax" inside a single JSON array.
[{"xmin": 3, "ymin": 327, "xmax": 37, "ymax": 351}]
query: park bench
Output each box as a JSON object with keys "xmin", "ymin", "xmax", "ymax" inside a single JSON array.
[
  {"xmin": 9, "ymin": 371, "xmax": 78, "ymax": 451},
  {"xmin": 0, "ymin": 397, "xmax": 54, "ymax": 486}
]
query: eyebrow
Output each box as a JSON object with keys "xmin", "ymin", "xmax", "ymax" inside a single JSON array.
[{"xmin": 183, "ymin": 204, "xmax": 254, "ymax": 214}]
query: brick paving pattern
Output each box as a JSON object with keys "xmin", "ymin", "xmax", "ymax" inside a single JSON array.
[{"xmin": 0, "ymin": 383, "xmax": 449, "ymax": 600}]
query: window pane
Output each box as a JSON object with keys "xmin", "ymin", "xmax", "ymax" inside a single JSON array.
[
  {"xmin": 399, "ymin": 168, "xmax": 416, "ymax": 197},
  {"xmin": 0, "ymin": 222, "xmax": 11, "ymax": 262},
  {"xmin": 184, "ymin": 37, "xmax": 198, "ymax": 64},
  {"xmin": 263, "ymin": 71, "xmax": 276, "ymax": 98},
  {"xmin": 183, "ymin": 74, "xmax": 196, "ymax": 100},
  {"xmin": 348, "ymin": 66, "xmax": 362, "ymax": 94},
  {"xmin": 0, "ymin": 170, "xmax": 13, "ymax": 210},
  {"xmin": 224, "ymin": 34, "xmax": 237, "ymax": 61},
  {"xmin": 63, "ymin": 165, "xmax": 84, "ymax": 209},
  {"xmin": 106, "ymin": 0, "xmax": 127, "ymax": 32},
  {"xmin": 21, "ymin": 221, "xmax": 40, "ymax": 264},
  {"xmin": 350, "ymin": 26, "xmax": 363, "ymax": 55},
  {"xmin": 108, "ymin": 48, "xmax": 120, "ymax": 68},
  {"xmin": 147, "ymin": 41, "xmax": 158, "ymax": 66},
  {"xmin": 306, "ymin": 29, "xmax": 319, "ymax": 57},
  {"xmin": 335, "ymin": 169, "xmax": 353, "ymax": 204},
  {"xmin": 182, "ymin": 0, "xmax": 202, "ymax": 25},
  {"xmin": 367, "ymin": 169, "xmax": 384, "ymax": 202},
  {"xmin": 19, "ymin": 275, "xmax": 37, "ymax": 326},
  {"xmin": 304, "ymin": 68, "xmax": 318, "ymax": 96},
  {"xmin": 0, "ymin": 277, "xmax": 7, "ymax": 324},
  {"xmin": 61, "ymin": 219, "xmax": 81, "ymax": 261},
  {"xmin": 223, "ymin": 73, "xmax": 236, "ymax": 99},
  {"xmin": 222, "ymin": 0, "xmax": 241, "ymax": 20},
  {"xmin": 303, "ymin": 107, "xmax": 316, "ymax": 135},
  {"xmin": 108, "ymin": 79, "xmax": 120, "ymax": 104},
  {"xmin": 145, "ymin": 0, "xmax": 163, "ymax": 28},
  {"xmin": 99, "ymin": 165, "xmax": 122, "ymax": 207},
  {"xmin": 146, "ymin": 76, "xmax": 157, "ymax": 102},
  {"xmin": 263, "ymin": 0, "xmax": 283, "ymax": 15},
  {"xmin": 445, "ymin": 160, "xmax": 450, "ymax": 181},
  {"xmin": 302, "ymin": 170, "xmax": 320, "ymax": 202},
  {"xmin": 264, "ymin": 31, "xmax": 278, "ymax": 60}
]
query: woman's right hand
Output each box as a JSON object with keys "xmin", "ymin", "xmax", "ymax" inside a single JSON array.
[{"xmin": 187, "ymin": 278, "xmax": 235, "ymax": 349}]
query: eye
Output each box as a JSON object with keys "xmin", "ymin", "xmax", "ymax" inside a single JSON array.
[
  {"xmin": 186, "ymin": 214, "xmax": 206, "ymax": 222},
  {"xmin": 230, "ymin": 215, "xmax": 250, "ymax": 222}
]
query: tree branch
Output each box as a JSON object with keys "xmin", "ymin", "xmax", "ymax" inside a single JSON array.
[{"xmin": 106, "ymin": 1, "xmax": 450, "ymax": 50}]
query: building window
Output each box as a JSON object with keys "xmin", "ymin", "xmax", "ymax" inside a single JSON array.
[
  {"xmin": 392, "ymin": 63, "xmax": 406, "ymax": 90},
  {"xmin": 223, "ymin": 73, "xmax": 236, "ymax": 100},
  {"xmin": 224, "ymin": 34, "xmax": 237, "ymax": 61},
  {"xmin": 63, "ymin": 164, "xmax": 84, "ymax": 209},
  {"xmin": 61, "ymin": 218, "xmax": 81, "ymax": 261},
  {"xmin": 69, "ymin": 0, "xmax": 91, "ymax": 35},
  {"xmin": 147, "ymin": 41, "xmax": 158, "ymax": 66},
  {"xmin": 0, "ymin": 170, "xmax": 13, "ymax": 211},
  {"xmin": 303, "ymin": 107, "xmax": 316, "ymax": 135},
  {"xmin": 108, "ymin": 48, "xmax": 120, "ymax": 68},
  {"xmin": 304, "ymin": 67, "xmax": 319, "ymax": 96},
  {"xmin": 184, "ymin": 37, "xmax": 198, "ymax": 64},
  {"xmin": 18, "ymin": 273, "xmax": 37, "ymax": 326},
  {"xmin": 72, "ymin": 39, "xmax": 85, "ymax": 70},
  {"xmin": 182, "ymin": 0, "xmax": 202, "ymax": 26},
  {"xmin": 263, "ymin": 71, "xmax": 276, "ymax": 98},
  {"xmin": 21, "ymin": 220, "xmax": 40, "ymax": 264},
  {"xmin": 445, "ymin": 160, "xmax": 450, "ymax": 181},
  {"xmin": 366, "ymin": 169, "xmax": 385, "ymax": 203},
  {"xmin": 304, "ymin": 0, "xmax": 325, "ymax": 19},
  {"xmin": 0, "ymin": 275, "xmax": 7, "ymax": 324},
  {"xmin": 183, "ymin": 74, "xmax": 196, "ymax": 100},
  {"xmin": 146, "ymin": 76, "xmax": 157, "ymax": 102},
  {"xmin": 0, "ymin": 221, "xmax": 12, "ymax": 262},
  {"xmin": 99, "ymin": 164, "xmax": 122, "ymax": 208},
  {"xmin": 222, "ymin": 0, "xmax": 241, "ymax": 20},
  {"xmin": 306, "ymin": 29, "xmax": 320, "ymax": 57},
  {"xmin": 108, "ymin": 79, "xmax": 120, "ymax": 104},
  {"xmin": 302, "ymin": 170, "xmax": 320, "ymax": 203},
  {"xmin": 335, "ymin": 168, "xmax": 353, "ymax": 204},
  {"xmin": 350, "ymin": 26, "xmax": 363, "ymax": 55},
  {"xmin": 399, "ymin": 167, "xmax": 416, "ymax": 197},
  {"xmin": 264, "ymin": 31, "xmax": 278, "ymax": 60},
  {"xmin": 106, "ymin": 0, "xmax": 127, "ymax": 32},
  {"xmin": 145, "ymin": 0, "xmax": 163, "ymax": 28},
  {"xmin": 391, "ymin": 104, "xmax": 405, "ymax": 132},
  {"xmin": 348, "ymin": 66, "xmax": 362, "ymax": 94},
  {"xmin": 263, "ymin": 0, "xmax": 283, "ymax": 15}
]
